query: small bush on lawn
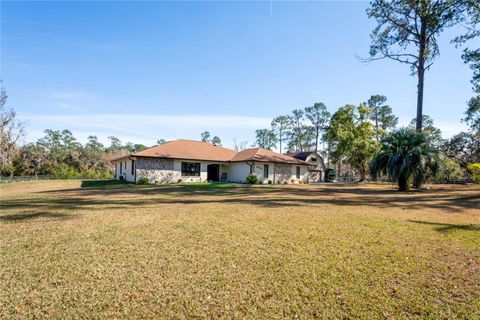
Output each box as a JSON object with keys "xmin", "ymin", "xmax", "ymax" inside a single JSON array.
[
  {"xmin": 137, "ymin": 177, "xmax": 150, "ymax": 185},
  {"xmin": 245, "ymin": 174, "xmax": 258, "ymax": 184},
  {"xmin": 467, "ymin": 163, "xmax": 480, "ymax": 184}
]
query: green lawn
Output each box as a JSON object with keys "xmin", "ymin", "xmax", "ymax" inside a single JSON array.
[{"xmin": 1, "ymin": 180, "xmax": 479, "ymax": 319}]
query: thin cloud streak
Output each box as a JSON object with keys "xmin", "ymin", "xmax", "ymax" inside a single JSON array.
[{"xmin": 18, "ymin": 113, "xmax": 272, "ymax": 148}]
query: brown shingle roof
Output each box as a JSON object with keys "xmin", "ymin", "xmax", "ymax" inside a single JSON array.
[
  {"xmin": 230, "ymin": 147, "xmax": 308, "ymax": 164},
  {"xmin": 133, "ymin": 139, "xmax": 237, "ymax": 162},
  {"xmin": 131, "ymin": 140, "xmax": 308, "ymax": 165}
]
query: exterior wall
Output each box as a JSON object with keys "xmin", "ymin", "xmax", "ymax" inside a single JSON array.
[
  {"xmin": 134, "ymin": 158, "xmax": 228, "ymax": 184},
  {"xmin": 274, "ymin": 163, "xmax": 292, "ymax": 183},
  {"xmin": 305, "ymin": 153, "xmax": 326, "ymax": 182},
  {"xmin": 252, "ymin": 162, "xmax": 309, "ymax": 184},
  {"xmin": 292, "ymin": 164, "xmax": 309, "ymax": 181},
  {"xmin": 227, "ymin": 162, "xmax": 251, "ymax": 183},
  {"xmin": 136, "ymin": 158, "xmax": 175, "ymax": 183},
  {"xmin": 115, "ymin": 157, "xmax": 309, "ymax": 184},
  {"xmin": 115, "ymin": 158, "xmax": 135, "ymax": 182}
]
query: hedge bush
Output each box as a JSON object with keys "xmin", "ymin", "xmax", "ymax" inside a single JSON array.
[
  {"xmin": 51, "ymin": 165, "xmax": 110, "ymax": 180},
  {"xmin": 245, "ymin": 174, "xmax": 258, "ymax": 184},
  {"xmin": 467, "ymin": 163, "xmax": 480, "ymax": 184},
  {"xmin": 137, "ymin": 177, "xmax": 150, "ymax": 185}
]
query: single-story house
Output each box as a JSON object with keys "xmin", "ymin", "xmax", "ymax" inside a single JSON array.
[
  {"xmin": 113, "ymin": 139, "xmax": 309, "ymax": 184},
  {"xmin": 288, "ymin": 151, "xmax": 326, "ymax": 183}
]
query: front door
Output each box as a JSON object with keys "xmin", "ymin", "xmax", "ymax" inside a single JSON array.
[{"xmin": 207, "ymin": 164, "xmax": 220, "ymax": 182}]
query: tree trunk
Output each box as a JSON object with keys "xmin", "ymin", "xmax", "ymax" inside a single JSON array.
[
  {"xmin": 279, "ymin": 129, "xmax": 282, "ymax": 154},
  {"xmin": 414, "ymin": 19, "xmax": 427, "ymax": 188},
  {"xmin": 315, "ymin": 128, "xmax": 319, "ymax": 154},
  {"xmin": 398, "ymin": 174, "xmax": 411, "ymax": 192},
  {"xmin": 358, "ymin": 167, "xmax": 366, "ymax": 182},
  {"xmin": 416, "ymin": 19, "xmax": 427, "ymax": 133},
  {"xmin": 416, "ymin": 69, "xmax": 425, "ymax": 132}
]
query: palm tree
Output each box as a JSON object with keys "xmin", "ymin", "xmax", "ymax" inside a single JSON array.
[{"xmin": 370, "ymin": 129, "xmax": 439, "ymax": 191}]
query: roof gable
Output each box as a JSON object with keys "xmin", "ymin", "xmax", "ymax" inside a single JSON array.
[
  {"xmin": 133, "ymin": 139, "xmax": 237, "ymax": 162},
  {"xmin": 131, "ymin": 140, "xmax": 308, "ymax": 165},
  {"xmin": 231, "ymin": 147, "xmax": 307, "ymax": 164}
]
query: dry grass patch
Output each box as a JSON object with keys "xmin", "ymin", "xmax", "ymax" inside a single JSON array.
[{"xmin": 1, "ymin": 181, "xmax": 479, "ymax": 319}]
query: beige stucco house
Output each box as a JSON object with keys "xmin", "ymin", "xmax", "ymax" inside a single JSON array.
[{"xmin": 113, "ymin": 139, "xmax": 309, "ymax": 184}]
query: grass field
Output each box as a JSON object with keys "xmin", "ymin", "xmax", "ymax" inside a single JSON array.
[{"xmin": 1, "ymin": 180, "xmax": 479, "ymax": 319}]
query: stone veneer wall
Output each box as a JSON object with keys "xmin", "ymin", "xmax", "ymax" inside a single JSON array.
[
  {"xmin": 274, "ymin": 163, "xmax": 292, "ymax": 183},
  {"xmin": 136, "ymin": 158, "xmax": 175, "ymax": 184}
]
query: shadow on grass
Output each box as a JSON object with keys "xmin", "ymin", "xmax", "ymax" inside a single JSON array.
[
  {"xmin": 81, "ymin": 179, "xmax": 128, "ymax": 188},
  {"xmin": 0, "ymin": 211, "xmax": 75, "ymax": 222},
  {"xmin": 408, "ymin": 220, "xmax": 480, "ymax": 233},
  {"xmin": 2, "ymin": 180, "xmax": 478, "ymax": 218}
]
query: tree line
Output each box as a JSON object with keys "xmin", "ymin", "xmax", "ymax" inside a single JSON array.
[{"xmin": 0, "ymin": 87, "xmax": 161, "ymax": 179}]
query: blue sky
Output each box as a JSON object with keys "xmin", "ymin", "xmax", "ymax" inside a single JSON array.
[{"xmin": 1, "ymin": 1, "xmax": 473, "ymax": 149}]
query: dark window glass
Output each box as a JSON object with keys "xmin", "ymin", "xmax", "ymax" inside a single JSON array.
[
  {"xmin": 263, "ymin": 164, "xmax": 269, "ymax": 179},
  {"xmin": 120, "ymin": 162, "xmax": 123, "ymax": 174},
  {"xmin": 124, "ymin": 162, "xmax": 127, "ymax": 170},
  {"xmin": 296, "ymin": 166, "xmax": 300, "ymax": 179},
  {"xmin": 181, "ymin": 162, "xmax": 201, "ymax": 176},
  {"xmin": 131, "ymin": 160, "xmax": 135, "ymax": 175}
]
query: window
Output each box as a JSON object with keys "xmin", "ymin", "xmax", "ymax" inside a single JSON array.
[
  {"xmin": 124, "ymin": 162, "xmax": 127, "ymax": 170},
  {"xmin": 181, "ymin": 162, "xmax": 201, "ymax": 176},
  {"xmin": 263, "ymin": 164, "xmax": 269, "ymax": 179},
  {"xmin": 296, "ymin": 166, "xmax": 301, "ymax": 179},
  {"xmin": 120, "ymin": 162, "xmax": 123, "ymax": 174},
  {"xmin": 131, "ymin": 160, "xmax": 135, "ymax": 175}
]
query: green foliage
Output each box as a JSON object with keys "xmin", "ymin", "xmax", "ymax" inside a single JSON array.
[
  {"xmin": 137, "ymin": 177, "xmax": 150, "ymax": 185},
  {"xmin": 325, "ymin": 104, "xmax": 377, "ymax": 181},
  {"xmin": 366, "ymin": 95, "xmax": 398, "ymax": 140},
  {"xmin": 125, "ymin": 143, "xmax": 148, "ymax": 153},
  {"xmin": 324, "ymin": 168, "xmax": 336, "ymax": 182},
  {"xmin": 255, "ymin": 129, "xmax": 277, "ymax": 150},
  {"xmin": 442, "ymin": 131, "xmax": 479, "ymax": 168},
  {"xmin": 201, "ymin": 131, "xmax": 211, "ymax": 142},
  {"xmin": 454, "ymin": 0, "xmax": 479, "ymax": 94},
  {"xmin": 367, "ymin": 0, "xmax": 465, "ymax": 74},
  {"xmin": 371, "ymin": 129, "xmax": 440, "ymax": 191},
  {"xmin": 409, "ymin": 115, "xmax": 443, "ymax": 146},
  {"xmin": 305, "ymin": 102, "xmax": 331, "ymax": 153},
  {"xmin": 467, "ymin": 163, "xmax": 480, "ymax": 184},
  {"xmin": 211, "ymin": 136, "xmax": 222, "ymax": 145},
  {"xmin": 156, "ymin": 139, "xmax": 167, "ymax": 145},
  {"xmin": 245, "ymin": 174, "xmax": 258, "ymax": 184},
  {"xmin": 287, "ymin": 109, "xmax": 314, "ymax": 152},
  {"xmin": 1, "ymin": 163, "xmax": 14, "ymax": 177},
  {"xmin": 51, "ymin": 164, "xmax": 110, "ymax": 180},
  {"xmin": 465, "ymin": 95, "xmax": 480, "ymax": 133},
  {"xmin": 271, "ymin": 115, "xmax": 289, "ymax": 153},
  {"xmin": 107, "ymin": 136, "xmax": 123, "ymax": 152},
  {"xmin": 366, "ymin": 0, "xmax": 466, "ymax": 133},
  {"xmin": 436, "ymin": 158, "xmax": 463, "ymax": 182}
]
